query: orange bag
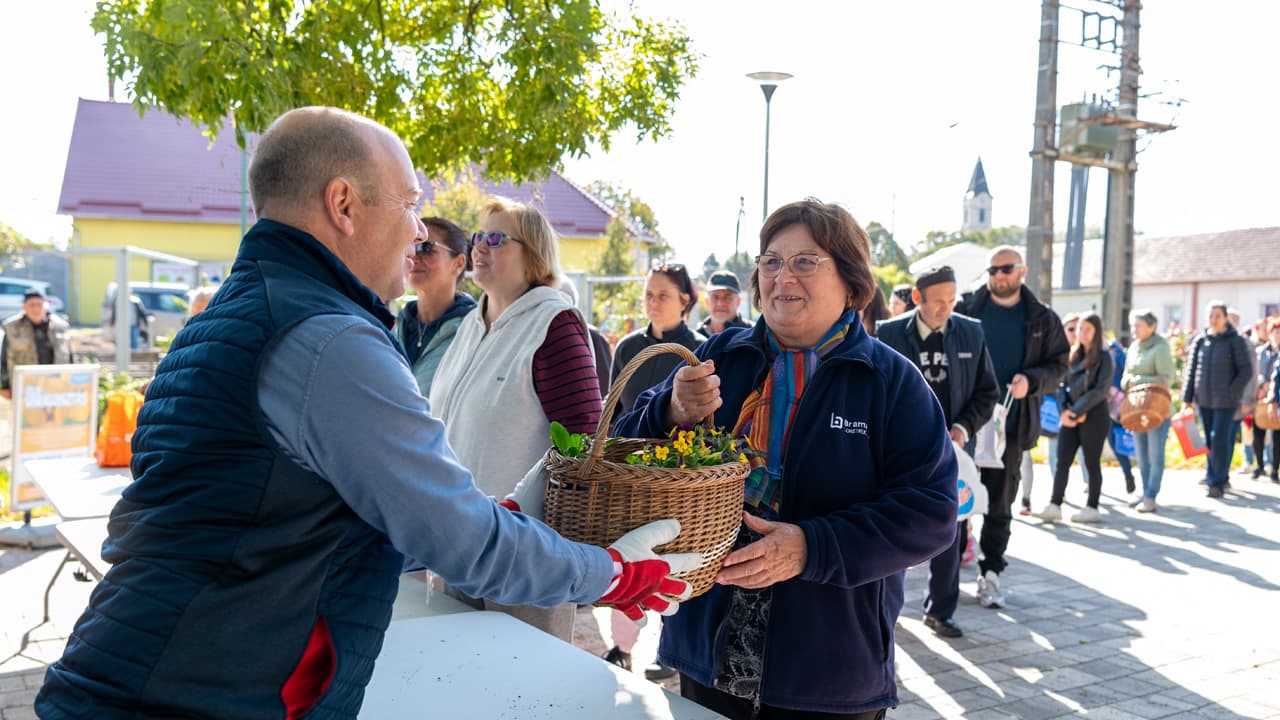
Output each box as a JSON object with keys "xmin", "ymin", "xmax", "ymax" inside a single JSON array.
[{"xmin": 96, "ymin": 390, "xmax": 144, "ymax": 467}]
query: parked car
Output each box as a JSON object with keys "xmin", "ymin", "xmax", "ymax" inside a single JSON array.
[
  {"xmin": 0, "ymin": 277, "xmax": 65, "ymax": 316},
  {"xmin": 102, "ymin": 282, "xmax": 191, "ymax": 343}
]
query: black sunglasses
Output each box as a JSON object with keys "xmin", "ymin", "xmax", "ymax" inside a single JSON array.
[
  {"xmin": 470, "ymin": 231, "xmax": 521, "ymax": 250},
  {"xmin": 987, "ymin": 263, "xmax": 1024, "ymax": 276}
]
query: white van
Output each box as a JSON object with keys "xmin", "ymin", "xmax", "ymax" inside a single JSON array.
[
  {"xmin": 102, "ymin": 282, "xmax": 191, "ymax": 342},
  {"xmin": 0, "ymin": 277, "xmax": 65, "ymax": 316}
]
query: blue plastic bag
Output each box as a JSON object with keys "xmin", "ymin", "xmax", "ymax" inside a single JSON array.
[
  {"xmin": 1039, "ymin": 395, "xmax": 1061, "ymax": 437},
  {"xmin": 1111, "ymin": 425, "xmax": 1136, "ymax": 457}
]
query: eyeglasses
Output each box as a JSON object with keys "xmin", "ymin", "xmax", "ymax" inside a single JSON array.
[
  {"xmin": 1065, "ymin": 325, "xmax": 1079, "ymax": 334},
  {"xmin": 470, "ymin": 231, "xmax": 522, "ymax": 250},
  {"xmin": 412, "ymin": 240, "xmax": 461, "ymax": 258},
  {"xmin": 755, "ymin": 252, "xmax": 832, "ymax": 278},
  {"xmin": 987, "ymin": 263, "xmax": 1025, "ymax": 276}
]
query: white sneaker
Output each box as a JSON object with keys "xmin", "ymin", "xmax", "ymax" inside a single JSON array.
[
  {"xmin": 1071, "ymin": 506, "xmax": 1102, "ymax": 523},
  {"xmin": 977, "ymin": 570, "xmax": 1005, "ymax": 609},
  {"xmin": 1137, "ymin": 498, "xmax": 1158, "ymax": 513},
  {"xmin": 1237, "ymin": 463, "xmax": 1255, "ymax": 476},
  {"xmin": 1035, "ymin": 503, "xmax": 1062, "ymax": 521}
]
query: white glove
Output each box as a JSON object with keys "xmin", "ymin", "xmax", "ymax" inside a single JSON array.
[
  {"xmin": 500, "ymin": 459, "xmax": 548, "ymax": 521},
  {"xmin": 600, "ymin": 519, "xmax": 703, "ymax": 625}
]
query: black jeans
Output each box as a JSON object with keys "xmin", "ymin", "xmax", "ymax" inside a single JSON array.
[
  {"xmin": 1253, "ymin": 426, "xmax": 1278, "ymax": 475},
  {"xmin": 978, "ymin": 438, "xmax": 1023, "ymax": 576},
  {"xmin": 680, "ymin": 675, "xmax": 887, "ymax": 720},
  {"xmin": 1051, "ymin": 407, "xmax": 1110, "ymax": 508}
]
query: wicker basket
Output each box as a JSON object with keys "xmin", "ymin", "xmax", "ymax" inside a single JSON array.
[
  {"xmin": 1119, "ymin": 383, "xmax": 1172, "ymax": 433},
  {"xmin": 542, "ymin": 343, "xmax": 747, "ymax": 598},
  {"xmin": 1257, "ymin": 400, "xmax": 1280, "ymax": 431}
]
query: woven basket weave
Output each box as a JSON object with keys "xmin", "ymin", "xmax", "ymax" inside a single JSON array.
[
  {"xmin": 542, "ymin": 343, "xmax": 747, "ymax": 598},
  {"xmin": 1119, "ymin": 383, "xmax": 1172, "ymax": 433}
]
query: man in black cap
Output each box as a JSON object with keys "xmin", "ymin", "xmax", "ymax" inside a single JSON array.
[
  {"xmin": 1, "ymin": 288, "xmax": 72, "ymax": 399},
  {"xmin": 877, "ymin": 265, "xmax": 998, "ymax": 638},
  {"xmin": 698, "ymin": 269, "xmax": 753, "ymax": 336}
]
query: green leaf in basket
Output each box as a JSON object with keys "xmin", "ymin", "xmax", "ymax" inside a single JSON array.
[
  {"xmin": 550, "ymin": 421, "xmax": 572, "ymax": 455},
  {"xmin": 604, "ymin": 437, "xmax": 622, "ymax": 450}
]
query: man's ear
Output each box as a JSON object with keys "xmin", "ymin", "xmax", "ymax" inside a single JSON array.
[
  {"xmin": 912, "ymin": 287, "xmax": 923, "ymax": 306},
  {"xmin": 324, "ymin": 177, "xmax": 358, "ymax": 237}
]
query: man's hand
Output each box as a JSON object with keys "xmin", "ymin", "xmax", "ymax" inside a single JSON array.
[
  {"xmin": 0, "ymin": 389, "xmax": 9, "ymax": 400},
  {"xmin": 1061, "ymin": 410, "xmax": 1078, "ymax": 428},
  {"xmin": 666, "ymin": 360, "xmax": 722, "ymax": 428},
  {"xmin": 1008, "ymin": 373, "xmax": 1030, "ymax": 400},
  {"xmin": 715, "ymin": 512, "xmax": 807, "ymax": 590},
  {"xmin": 949, "ymin": 427, "xmax": 967, "ymax": 445},
  {"xmin": 600, "ymin": 520, "xmax": 703, "ymax": 625}
]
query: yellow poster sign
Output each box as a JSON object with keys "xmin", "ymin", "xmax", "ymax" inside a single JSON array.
[{"xmin": 9, "ymin": 364, "xmax": 99, "ymax": 512}]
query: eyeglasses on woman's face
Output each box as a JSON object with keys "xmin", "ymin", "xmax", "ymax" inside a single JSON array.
[
  {"xmin": 412, "ymin": 240, "xmax": 462, "ymax": 259},
  {"xmin": 470, "ymin": 231, "xmax": 522, "ymax": 251},
  {"xmin": 755, "ymin": 252, "xmax": 832, "ymax": 279}
]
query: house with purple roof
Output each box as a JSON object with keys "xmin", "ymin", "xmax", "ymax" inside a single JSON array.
[{"xmin": 58, "ymin": 98, "xmax": 649, "ymax": 325}]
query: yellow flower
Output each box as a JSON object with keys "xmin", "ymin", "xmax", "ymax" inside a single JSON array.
[
  {"xmin": 710, "ymin": 428, "xmax": 721, "ymax": 436},
  {"xmin": 642, "ymin": 450, "xmax": 653, "ymax": 463},
  {"xmin": 738, "ymin": 453, "xmax": 748, "ymax": 463},
  {"xmin": 654, "ymin": 445, "xmax": 670, "ymax": 461},
  {"xmin": 672, "ymin": 438, "xmax": 692, "ymax": 455}
]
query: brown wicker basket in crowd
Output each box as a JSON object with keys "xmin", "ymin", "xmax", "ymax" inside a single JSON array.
[
  {"xmin": 1257, "ymin": 399, "xmax": 1280, "ymax": 431},
  {"xmin": 542, "ymin": 343, "xmax": 747, "ymax": 598},
  {"xmin": 1119, "ymin": 383, "xmax": 1172, "ymax": 433}
]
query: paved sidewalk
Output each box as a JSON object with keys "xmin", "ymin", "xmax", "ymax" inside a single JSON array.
[{"xmin": 3, "ymin": 463, "xmax": 1279, "ymax": 719}]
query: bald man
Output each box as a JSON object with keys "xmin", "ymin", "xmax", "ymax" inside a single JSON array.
[
  {"xmin": 954, "ymin": 245, "xmax": 1068, "ymax": 610},
  {"xmin": 36, "ymin": 108, "xmax": 697, "ymax": 720}
]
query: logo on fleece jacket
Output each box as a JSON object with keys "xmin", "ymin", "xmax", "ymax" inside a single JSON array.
[{"xmin": 829, "ymin": 413, "xmax": 869, "ymax": 437}]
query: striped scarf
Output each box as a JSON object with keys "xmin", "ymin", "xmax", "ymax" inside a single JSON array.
[{"xmin": 732, "ymin": 310, "xmax": 855, "ymax": 517}]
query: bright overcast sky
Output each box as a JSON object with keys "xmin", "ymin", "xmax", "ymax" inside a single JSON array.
[{"xmin": 3, "ymin": 1, "xmax": 1278, "ymax": 269}]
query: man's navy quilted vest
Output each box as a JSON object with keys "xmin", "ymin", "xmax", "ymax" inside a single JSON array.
[{"xmin": 36, "ymin": 220, "xmax": 405, "ymax": 720}]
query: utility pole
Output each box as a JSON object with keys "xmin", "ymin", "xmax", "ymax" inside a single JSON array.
[
  {"xmin": 1026, "ymin": 0, "xmax": 1059, "ymax": 302},
  {"xmin": 1101, "ymin": 0, "xmax": 1141, "ymax": 345}
]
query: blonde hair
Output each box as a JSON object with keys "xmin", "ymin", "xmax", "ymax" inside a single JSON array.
[{"xmin": 482, "ymin": 197, "xmax": 560, "ymax": 288}]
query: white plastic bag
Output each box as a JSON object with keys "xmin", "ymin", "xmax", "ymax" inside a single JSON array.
[
  {"xmin": 954, "ymin": 441, "xmax": 988, "ymax": 521},
  {"xmin": 973, "ymin": 391, "xmax": 1013, "ymax": 469}
]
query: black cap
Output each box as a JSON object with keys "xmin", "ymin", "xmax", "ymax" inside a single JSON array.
[
  {"xmin": 915, "ymin": 266, "xmax": 956, "ymax": 292},
  {"xmin": 22, "ymin": 288, "xmax": 44, "ymax": 301},
  {"xmin": 706, "ymin": 270, "xmax": 742, "ymax": 294}
]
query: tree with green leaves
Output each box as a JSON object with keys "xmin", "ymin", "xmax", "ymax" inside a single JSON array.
[
  {"xmin": 93, "ymin": 0, "xmax": 698, "ymax": 181},
  {"xmin": 0, "ymin": 221, "xmax": 43, "ymax": 270},
  {"xmin": 700, "ymin": 253, "xmax": 720, "ymax": 282},
  {"xmin": 866, "ymin": 221, "xmax": 910, "ymax": 269},
  {"xmin": 422, "ymin": 169, "xmax": 488, "ymax": 234},
  {"xmin": 910, "ymin": 225, "xmax": 1027, "ymax": 262},
  {"xmin": 589, "ymin": 214, "xmax": 643, "ymax": 326},
  {"xmin": 723, "ymin": 252, "xmax": 754, "ymax": 288}
]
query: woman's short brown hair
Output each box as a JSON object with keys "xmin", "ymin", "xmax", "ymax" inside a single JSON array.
[
  {"xmin": 750, "ymin": 199, "xmax": 876, "ymax": 313},
  {"xmin": 482, "ymin": 196, "xmax": 560, "ymax": 288}
]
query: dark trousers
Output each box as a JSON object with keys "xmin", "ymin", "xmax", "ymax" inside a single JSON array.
[
  {"xmin": 1051, "ymin": 408, "xmax": 1110, "ymax": 508},
  {"xmin": 1200, "ymin": 406, "xmax": 1237, "ymax": 488},
  {"xmin": 977, "ymin": 438, "xmax": 1023, "ymax": 576},
  {"xmin": 925, "ymin": 520, "xmax": 968, "ymax": 621},
  {"xmin": 679, "ymin": 675, "xmax": 887, "ymax": 720},
  {"xmin": 1253, "ymin": 426, "xmax": 1278, "ymax": 476}
]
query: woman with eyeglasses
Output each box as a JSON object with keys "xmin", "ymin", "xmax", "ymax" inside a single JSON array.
[
  {"xmin": 1037, "ymin": 312, "xmax": 1114, "ymax": 523},
  {"xmin": 610, "ymin": 263, "xmax": 707, "ymax": 419},
  {"xmin": 393, "ymin": 216, "xmax": 476, "ymax": 396},
  {"xmin": 613, "ymin": 199, "xmax": 957, "ymax": 719},
  {"xmin": 429, "ymin": 196, "xmax": 602, "ymax": 641}
]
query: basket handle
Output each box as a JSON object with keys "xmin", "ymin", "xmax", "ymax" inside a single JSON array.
[{"xmin": 584, "ymin": 342, "xmax": 707, "ymax": 471}]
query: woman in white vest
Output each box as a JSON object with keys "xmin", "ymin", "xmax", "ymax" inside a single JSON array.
[{"xmin": 429, "ymin": 196, "xmax": 603, "ymax": 640}]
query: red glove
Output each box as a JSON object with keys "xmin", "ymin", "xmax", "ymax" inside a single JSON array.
[
  {"xmin": 498, "ymin": 498, "xmax": 520, "ymax": 512},
  {"xmin": 597, "ymin": 520, "xmax": 703, "ymax": 626}
]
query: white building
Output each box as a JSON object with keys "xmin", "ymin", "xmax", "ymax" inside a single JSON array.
[{"xmin": 962, "ymin": 158, "xmax": 993, "ymax": 233}]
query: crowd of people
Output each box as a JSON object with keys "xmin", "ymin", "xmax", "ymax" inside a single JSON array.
[{"xmin": 25, "ymin": 105, "xmax": 1279, "ymax": 720}]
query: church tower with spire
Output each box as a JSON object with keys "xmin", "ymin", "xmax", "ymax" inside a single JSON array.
[{"xmin": 963, "ymin": 157, "xmax": 992, "ymax": 232}]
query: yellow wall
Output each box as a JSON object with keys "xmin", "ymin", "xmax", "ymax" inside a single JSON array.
[
  {"xmin": 558, "ymin": 235, "xmax": 646, "ymax": 275},
  {"xmin": 73, "ymin": 218, "xmax": 241, "ymax": 324}
]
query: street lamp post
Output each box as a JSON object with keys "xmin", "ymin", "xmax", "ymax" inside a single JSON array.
[{"xmin": 747, "ymin": 71, "xmax": 793, "ymax": 221}]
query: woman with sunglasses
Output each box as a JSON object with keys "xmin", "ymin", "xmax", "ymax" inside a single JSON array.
[
  {"xmin": 429, "ymin": 196, "xmax": 602, "ymax": 641},
  {"xmin": 393, "ymin": 216, "xmax": 476, "ymax": 396},
  {"xmin": 1037, "ymin": 312, "xmax": 1114, "ymax": 523},
  {"xmin": 610, "ymin": 264, "xmax": 707, "ymax": 420},
  {"xmin": 614, "ymin": 199, "xmax": 957, "ymax": 719}
]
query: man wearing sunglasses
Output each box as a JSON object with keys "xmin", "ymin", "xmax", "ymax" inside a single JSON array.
[
  {"xmin": 955, "ymin": 246, "xmax": 1069, "ymax": 610},
  {"xmin": 37, "ymin": 107, "xmax": 699, "ymax": 720}
]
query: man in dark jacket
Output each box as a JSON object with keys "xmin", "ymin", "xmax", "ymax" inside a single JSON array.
[
  {"xmin": 878, "ymin": 266, "xmax": 998, "ymax": 638},
  {"xmin": 954, "ymin": 246, "xmax": 1069, "ymax": 609},
  {"xmin": 697, "ymin": 269, "xmax": 753, "ymax": 336},
  {"xmin": 1183, "ymin": 301, "xmax": 1254, "ymax": 497}
]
